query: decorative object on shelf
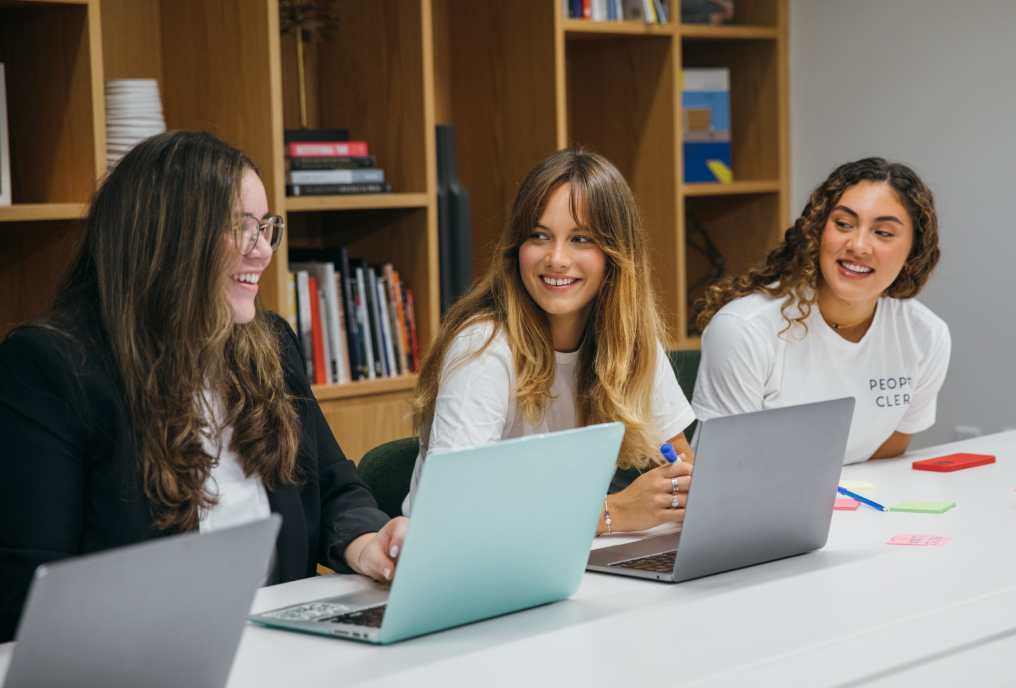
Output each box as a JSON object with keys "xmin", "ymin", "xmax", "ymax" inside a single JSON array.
[
  {"xmin": 680, "ymin": 0, "xmax": 733, "ymax": 25},
  {"xmin": 436, "ymin": 126, "xmax": 473, "ymax": 314},
  {"xmin": 0, "ymin": 63, "xmax": 10, "ymax": 206},
  {"xmin": 685, "ymin": 210, "xmax": 725, "ymax": 334},
  {"xmin": 279, "ymin": 0, "xmax": 339, "ymax": 131},
  {"xmin": 104, "ymin": 79, "xmax": 166, "ymax": 167},
  {"xmin": 682, "ymin": 68, "xmax": 732, "ymax": 183}
]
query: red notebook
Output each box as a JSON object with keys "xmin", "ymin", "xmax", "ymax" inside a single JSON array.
[
  {"xmin": 307, "ymin": 277, "xmax": 328, "ymax": 386},
  {"xmin": 912, "ymin": 453, "xmax": 995, "ymax": 472}
]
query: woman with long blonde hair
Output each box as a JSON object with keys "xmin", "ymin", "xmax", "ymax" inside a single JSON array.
[
  {"xmin": 693, "ymin": 157, "xmax": 950, "ymax": 463},
  {"xmin": 404, "ymin": 149, "xmax": 697, "ymax": 533},
  {"xmin": 0, "ymin": 132, "xmax": 406, "ymax": 642}
]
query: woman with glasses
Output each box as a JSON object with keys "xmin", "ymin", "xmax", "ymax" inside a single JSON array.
[{"xmin": 0, "ymin": 131, "xmax": 405, "ymax": 642}]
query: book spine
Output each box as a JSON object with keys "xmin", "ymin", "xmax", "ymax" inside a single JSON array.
[
  {"xmin": 286, "ymin": 272, "xmax": 298, "ymax": 332},
  {"xmin": 288, "ymin": 155, "xmax": 377, "ymax": 171},
  {"xmin": 317, "ymin": 288, "xmax": 333, "ymax": 383},
  {"xmin": 286, "ymin": 182, "xmax": 392, "ymax": 196},
  {"xmin": 376, "ymin": 276, "xmax": 399, "ymax": 377},
  {"xmin": 354, "ymin": 267, "xmax": 376, "ymax": 380},
  {"xmin": 307, "ymin": 277, "xmax": 328, "ymax": 385},
  {"xmin": 287, "ymin": 141, "xmax": 369, "ymax": 158},
  {"xmin": 405, "ymin": 287, "xmax": 420, "ymax": 372},
  {"xmin": 334, "ymin": 274, "xmax": 352, "ymax": 383},
  {"xmin": 321, "ymin": 262, "xmax": 346, "ymax": 384},
  {"xmin": 295, "ymin": 270, "xmax": 314, "ymax": 380},
  {"xmin": 339, "ymin": 248, "xmax": 362, "ymax": 381},
  {"xmin": 286, "ymin": 169, "xmax": 385, "ymax": 185},
  {"xmin": 365, "ymin": 267, "xmax": 387, "ymax": 377},
  {"xmin": 383, "ymin": 264, "xmax": 409, "ymax": 375},
  {"xmin": 582, "ymin": 0, "xmax": 591, "ymax": 18}
]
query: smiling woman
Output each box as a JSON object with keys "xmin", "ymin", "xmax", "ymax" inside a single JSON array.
[
  {"xmin": 404, "ymin": 149, "xmax": 698, "ymax": 533},
  {"xmin": 692, "ymin": 157, "xmax": 951, "ymax": 464}
]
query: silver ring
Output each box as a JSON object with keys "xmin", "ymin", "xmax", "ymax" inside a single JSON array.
[
  {"xmin": 671, "ymin": 477, "xmax": 680, "ymax": 493},
  {"xmin": 672, "ymin": 495, "xmax": 680, "ymax": 508}
]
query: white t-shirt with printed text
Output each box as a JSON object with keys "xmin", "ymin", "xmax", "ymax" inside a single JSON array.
[
  {"xmin": 692, "ymin": 292, "xmax": 951, "ymax": 464},
  {"xmin": 401, "ymin": 322, "xmax": 697, "ymax": 515}
]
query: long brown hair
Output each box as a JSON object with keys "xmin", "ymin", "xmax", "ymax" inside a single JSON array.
[
  {"xmin": 47, "ymin": 131, "xmax": 301, "ymax": 531},
  {"xmin": 409, "ymin": 149, "xmax": 668, "ymax": 470},
  {"xmin": 696, "ymin": 157, "xmax": 940, "ymax": 332}
]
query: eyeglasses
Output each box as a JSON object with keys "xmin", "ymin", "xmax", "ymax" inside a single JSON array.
[{"xmin": 235, "ymin": 215, "xmax": 284, "ymax": 255}]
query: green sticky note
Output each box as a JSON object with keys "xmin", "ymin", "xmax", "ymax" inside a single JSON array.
[{"xmin": 890, "ymin": 500, "xmax": 956, "ymax": 514}]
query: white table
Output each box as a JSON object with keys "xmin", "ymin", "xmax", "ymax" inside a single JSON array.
[{"xmin": 3, "ymin": 433, "xmax": 1015, "ymax": 687}]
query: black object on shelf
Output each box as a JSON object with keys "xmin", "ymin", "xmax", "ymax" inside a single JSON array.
[
  {"xmin": 283, "ymin": 128, "xmax": 349, "ymax": 143},
  {"xmin": 436, "ymin": 125, "xmax": 473, "ymax": 315},
  {"xmin": 686, "ymin": 209, "xmax": 726, "ymax": 334}
]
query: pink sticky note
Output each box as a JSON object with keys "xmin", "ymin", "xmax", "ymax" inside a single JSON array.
[
  {"xmin": 886, "ymin": 533, "xmax": 951, "ymax": 547},
  {"xmin": 834, "ymin": 499, "xmax": 860, "ymax": 511}
]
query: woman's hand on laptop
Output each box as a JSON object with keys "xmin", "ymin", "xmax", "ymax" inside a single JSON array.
[
  {"xmin": 344, "ymin": 516, "xmax": 409, "ymax": 582},
  {"xmin": 599, "ymin": 460, "xmax": 693, "ymax": 533}
]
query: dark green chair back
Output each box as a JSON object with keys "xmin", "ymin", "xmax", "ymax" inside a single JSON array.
[
  {"xmin": 609, "ymin": 349, "xmax": 702, "ymax": 492},
  {"xmin": 357, "ymin": 437, "xmax": 420, "ymax": 519}
]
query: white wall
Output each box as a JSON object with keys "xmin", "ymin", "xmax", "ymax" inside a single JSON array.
[{"xmin": 789, "ymin": 0, "xmax": 1016, "ymax": 447}]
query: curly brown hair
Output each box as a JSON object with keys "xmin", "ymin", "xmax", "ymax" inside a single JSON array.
[{"xmin": 696, "ymin": 157, "xmax": 940, "ymax": 333}]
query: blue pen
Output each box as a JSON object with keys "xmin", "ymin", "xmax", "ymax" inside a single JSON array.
[
  {"xmin": 660, "ymin": 443, "xmax": 681, "ymax": 463},
  {"xmin": 837, "ymin": 486, "xmax": 889, "ymax": 512}
]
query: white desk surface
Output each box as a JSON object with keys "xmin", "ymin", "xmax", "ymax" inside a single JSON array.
[{"xmin": 2, "ymin": 432, "xmax": 1015, "ymax": 687}]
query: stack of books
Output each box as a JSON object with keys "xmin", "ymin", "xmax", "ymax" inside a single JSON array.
[
  {"xmin": 287, "ymin": 248, "xmax": 418, "ymax": 385},
  {"xmin": 564, "ymin": 0, "xmax": 669, "ymax": 22},
  {"xmin": 285, "ymin": 139, "xmax": 391, "ymax": 197}
]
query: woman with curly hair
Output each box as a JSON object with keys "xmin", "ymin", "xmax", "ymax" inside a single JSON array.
[
  {"xmin": 693, "ymin": 157, "xmax": 950, "ymax": 463},
  {"xmin": 403, "ymin": 149, "xmax": 697, "ymax": 532},
  {"xmin": 0, "ymin": 132, "xmax": 406, "ymax": 642}
]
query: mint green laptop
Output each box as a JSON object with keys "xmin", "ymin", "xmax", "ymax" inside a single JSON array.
[{"xmin": 250, "ymin": 422, "xmax": 623, "ymax": 644}]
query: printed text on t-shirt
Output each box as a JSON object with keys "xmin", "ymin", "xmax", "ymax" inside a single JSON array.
[{"xmin": 870, "ymin": 377, "xmax": 912, "ymax": 408}]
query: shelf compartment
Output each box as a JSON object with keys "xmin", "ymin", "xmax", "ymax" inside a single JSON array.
[
  {"xmin": 312, "ymin": 373, "xmax": 418, "ymax": 401},
  {"xmin": 685, "ymin": 192, "xmax": 782, "ymax": 335},
  {"xmin": 682, "ymin": 180, "xmax": 780, "ymax": 196},
  {"xmin": 0, "ymin": 202, "xmax": 87, "ymax": 221},
  {"xmin": 0, "ymin": 0, "xmax": 101, "ymax": 204},
  {"xmin": 285, "ymin": 192, "xmax": 430, "ymax": 213}
]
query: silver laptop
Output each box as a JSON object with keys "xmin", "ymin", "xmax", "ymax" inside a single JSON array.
[
  {"xmin": 250, "ymin": 423, "xmax": 624, "ymax": 644},
  {"xmin": 587, "ymin": 398, "xmax": 855, "ymax": 582},
  {"xmin": 3, "ymin": 516, "xmax": 281, "ymax": 688}
]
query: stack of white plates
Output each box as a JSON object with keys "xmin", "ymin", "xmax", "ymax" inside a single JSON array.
[{"xmin": 105, "ymin": 79, "xmax": 166, "ymax": 166}]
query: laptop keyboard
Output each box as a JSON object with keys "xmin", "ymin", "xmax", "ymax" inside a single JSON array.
[
  {"xmin": 609, "ymin": 550, "xmax": 677, "ymax": 573},
  {"xmin": 322, "ymin": 604, "xmax": 387, "ymax": 628}
]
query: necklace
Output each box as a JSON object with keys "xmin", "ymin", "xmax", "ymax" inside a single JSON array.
[{"xmin": 820, "ymin": 309, "xmax": 873, "ymax": 330}]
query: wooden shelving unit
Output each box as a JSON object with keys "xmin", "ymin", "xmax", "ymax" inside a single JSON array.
[
  {"xmin": 434, "ymin": 0, "xmax": 789, "ymax": 344},
  {"xmin": 1, "ymin": 0, "xmax": 788, "ymax": 460}
]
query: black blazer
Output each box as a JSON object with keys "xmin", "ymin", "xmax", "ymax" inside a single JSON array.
[{"xmin": 0, "ymin": 311, "xmax": 390, "ymax": 642}]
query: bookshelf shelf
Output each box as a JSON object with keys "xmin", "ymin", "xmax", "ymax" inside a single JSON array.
[
  {"xmin": 312, "ymin": 374, "xmax": 419, "ymax": 402},
  {"xmin": 679, "ymin": 24, "xmax": 779, "ymax": 41},
  {"xmin": 682, "ymin": 180, "xmax": 781, "ymax": 197},
  {"xmin": 285, "ymin": 193, "xmax": 431, "ymax": 213},
  {"xmin": 562, "ymin": 19, "xmax": 674, "ymax": 37},
  {"xmin": 0, "ymin": 203, "xmax": 87, "ymax": 221}
]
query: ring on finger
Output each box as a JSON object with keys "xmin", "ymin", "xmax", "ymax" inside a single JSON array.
[
  {"xmin": 671, "ymin": 494, "xmax": 680, "ymax": 508},
  {"xmin": 671, "ymin": 477, "xmax": 680, "ymax": 493}
]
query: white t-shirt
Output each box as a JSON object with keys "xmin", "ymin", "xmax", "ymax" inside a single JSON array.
[
  {"xmin": 692, "ymin": 292, "xmax": 951, "ymax": 464},
  {"xmin": 401, "ymin": 321, "xmax": 697, "ymax": 515}
]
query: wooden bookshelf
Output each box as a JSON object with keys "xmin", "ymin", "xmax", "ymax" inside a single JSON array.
[{"xmin": 434, "ymin": 0, "xmax": 790, "ymax": 343}]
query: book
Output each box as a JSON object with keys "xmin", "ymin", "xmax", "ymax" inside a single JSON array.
[
  {"xmin": 307, "ymin": 277, "xmax": 328, "ymax": 386},
  {"xmin": 405, "ymin": 287, "xmax": 420, "ymax": 372},
  {"xmin": 288, "ymin": 155, "xmax": 377, "ymax": 171},
  {"xmin": 317, "ymin": 288, "xmax": 333, "ymax": 383},
  {"xmin": 294, "ymin": 270, "xmax": 314, "ymax": 380},
  {"xmin": 290, "ymin": 261, "xmax": 348, "ymax": 384},
  {"xmin": 383, "ymin": 264, "xmax": 410, "ymax": 375},
  {"xmin": 353, "ymin": 266, "xmax": 376, "ymax": 380},
  {"xmin": 339, "ymin": 248, "xmax": 363, "ymax": 381},
  {"xmin": 283, "ymin": 128, "xmax": 349, "ymax": 143},
  {"xmin": 365, "ymin": 267, "xmax": 388, "ymax": 377},
  {"xmin": 286, "ymin": 182, "xmax": 392, "ymax": 196},
  {"xmin": 0, "ymin": 64, "xmax": 10, "ymax": 207},
  {"xmin": 286, "ymin": 169, "xmax": 385, "ymax": 185},
  {"xmin": 287, "ymin": 141, "xmax": 368, "ymax": 158},
  {"xmin": 683, "ymin": 68, "xmax": 732, "ymax": 183},
  {"xmin": 334, "ymin": 273, "xmax": 352, "ymax": 381},
  {"xmin": 375, "ymin": 275, "xmax": 399, "ymax": 376},
  {"xmin": 286, "ymin": 272, "xmax": 298, "ymax": 333}
]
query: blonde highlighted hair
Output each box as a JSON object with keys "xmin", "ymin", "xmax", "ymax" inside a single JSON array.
[{"xmin": 409, "ymin": 149, "xmax": 668, "ymax": 470}]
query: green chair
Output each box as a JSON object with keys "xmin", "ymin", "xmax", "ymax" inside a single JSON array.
[
  {"xmin": 610, "ymin": 349, "xmax": 702, "ymax": 492},
  {"xmin": 357, "ymin": 437, "xmax": 420, "ymax": 519}
]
